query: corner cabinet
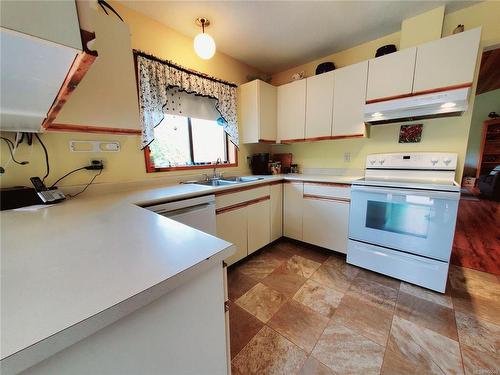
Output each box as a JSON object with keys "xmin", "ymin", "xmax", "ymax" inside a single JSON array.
[
  {"xmin": 305, "ymin": 71, "xmax": 334, "ymax": 139},
  {"xmin": 270, "ymin": 182, "xmax": 283, "ymax": 241},
  {"xmin": 239, "ymin": 80, "xmax": 277, "ymax": 144},
  {"xmin": 216, "ymin": 207, "xmax": 248, "ymax": 266},
  {"xmin": 413, "ymin": 28, "xmax": 481, "ymax": 94},
  {"xmin": 277, "ymin": 80, "xmax": 306, "ymax": 142},
  {"xmin": 332, "ymin": 61, "xmax": 368, "ymax": 137},
  {"xmin": 283, "ymin": 182, "xmax": 303, "ymax": 240},
  {"xmin": 366, "ymin": 47, "xmax": 417, "ymax": 102},
  {"xmin": 247, "ymin": 198, "xmax": 271, "ymax": 254}
]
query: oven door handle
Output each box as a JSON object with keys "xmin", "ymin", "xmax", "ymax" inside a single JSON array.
[{"xmin": 351, "ymin": 185, "xmax": 459, "ymax": 200}]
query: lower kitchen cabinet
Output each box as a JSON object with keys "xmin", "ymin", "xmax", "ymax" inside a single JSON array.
[
  {"xmin": 284, "ymin": 182, "xmax": 303, "ymax": 240},
  {"xmin": 247, "ymin": 199, "xmax": 271, "ymax": 254},
  {"xmin": 216, "ymin": 207, "xmax": 248, "ymax": 266},
  {"xmin": 270, "ymin": 183, "xmax": 283, "ymax": 241},
  {"xmin": 303, "ymin": 197, "xmax": 350, "ymax": 254}
]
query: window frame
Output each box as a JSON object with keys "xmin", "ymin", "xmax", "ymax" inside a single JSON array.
[{"xmin": 144, "ymin": 116, "xmax": 238, "ymax": 173}]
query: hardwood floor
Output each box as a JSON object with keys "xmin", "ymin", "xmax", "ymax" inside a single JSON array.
[{"xmin": 451, "ymin": 197, "xmax": 500, "ymax": 276}]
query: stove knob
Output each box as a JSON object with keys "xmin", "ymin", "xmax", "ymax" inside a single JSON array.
[
  {"xmin": 443, "ymin": 158, "xmax": 452, "ymax": 166},
  {"xmin": 369, "ymin": 159, "xmax": 376, "ymax": 166},
  {"xmin": 431, "ymin": 159, "xmax": 439, "ymax": 166},
  {"xmin": 379, "ymin": 159, "xmax": 385, "ymax": 165}
]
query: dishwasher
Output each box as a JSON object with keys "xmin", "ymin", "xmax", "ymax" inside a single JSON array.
[{"xmin": 144, "ymin": 194, "xmax": 216, "ymax": 236}]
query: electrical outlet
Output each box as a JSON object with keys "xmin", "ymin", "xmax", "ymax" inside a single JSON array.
[
  {"xmin": 344, "ymin": 152, "xmax": 351, "ymax": 162},
  {"xmin": 87, "ymin": 159, "xmax": 104, "ymax": 170}
]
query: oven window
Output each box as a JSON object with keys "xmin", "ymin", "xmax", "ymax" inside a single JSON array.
[{"xmin": 366, "ymin": 201, "xmax": 430, "ymax": 238}]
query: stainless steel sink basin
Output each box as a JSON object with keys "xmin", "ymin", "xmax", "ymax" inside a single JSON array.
[{"xmin": 187, "ymin": 176, "xmax": 264, "ymax": 186}]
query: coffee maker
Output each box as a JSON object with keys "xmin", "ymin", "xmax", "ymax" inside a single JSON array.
[{"xmin": 250, "ymin": 153, "xmax": 270, "ymax": 175}]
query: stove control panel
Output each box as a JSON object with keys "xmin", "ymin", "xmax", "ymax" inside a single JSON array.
[{"xmin": 366, "ymin": 152, "xmax": 458, "ymax": 170}]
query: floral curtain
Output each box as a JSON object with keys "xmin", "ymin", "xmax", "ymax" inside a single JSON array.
[{"xmin": 136, "ymin": 52, "xmax": 239, "ymax": 149}]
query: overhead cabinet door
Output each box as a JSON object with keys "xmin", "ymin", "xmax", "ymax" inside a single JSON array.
[
  {"xmin": 332, "ymin": 61, "xmax": 368, "ymax": 137},
  {"xmin": 305, "ymin": 71, "xmax": 334, "ymax": 139},
  {"xmin": 239, "ymin": 80, "xmax": 277, "ymax": 144},
  {"xmin": 366, "ymin": 47, "xmax": 417, "ymax": 102},
  {"xmin": 277, "ymin": 79, "xmax": 306, "ymax": 142},
  {"xmin": 413, "ymin": 28, "xmax": 481, "ymax": 94}
]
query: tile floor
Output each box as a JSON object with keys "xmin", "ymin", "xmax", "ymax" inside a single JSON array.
[{"xmin": 228, "ymin": 239, "xmax": 500, "ymax": 375}]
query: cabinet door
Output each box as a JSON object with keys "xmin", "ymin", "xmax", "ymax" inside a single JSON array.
[
  {"xmin": 277, "ymin": 79, "xmax": 306, "ymax": 142},
  {"xmin": 55, "ymin": 12, "xmax": 141, "ymax": 131},
  {"xmin": 270, "ymin": 183, "xmax": 283, "ymax": 241},
  {"xmin": 216, "ymin": 207, "xmax": 248, "ymax": 266},
  {"xmin": 303, "ymin": 197, "xmax": 349, "ymax": 254},
  {"xmin": 366, "ymin": 47, "xmax": 417, "ymax": 102},
  {"xmin": 413, "ymin": 28, "xmax": 481, "ymax": 94},
  {"xmin": 247, "ymin": 198, "xmax": 271, "ymax": 254},
  {"xmin": 332, "ymin": 61, "xmax": 368, "ymax": 137},
  {"xmin": 259, "ymin": 81, "xmax": 277, "ymax": 142},
  {"xmin": 239, "ymin": 80, "xmax": 259, "ymax": 144},
  {"xmin": 283, "ymin": 182, "xmax": 303, "ymax": 240},
  {"xmin": 305, "ymin": 71, "xmax": 334, "ymax": 139}
]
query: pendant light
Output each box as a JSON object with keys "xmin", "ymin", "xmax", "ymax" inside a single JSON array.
[{"xmin": 194, "ymin": 17, "xmax": 216, "ymax": 60}]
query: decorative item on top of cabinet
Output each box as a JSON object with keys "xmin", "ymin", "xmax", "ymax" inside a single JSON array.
[
  {"xmin": 412, "ymin": 27, "xmax": 481, "ymax": 95},
  {"xmin": 366, "ymin": 47, "xmax": 417, "ymax": 103},
  {"xmin": 331, "ymin": 61, "xmax": 368, "ymax": 138},
  {"xmin": 277, "ymin": 79, "xmax": 306, "ymax": 143},
  {"xmin": 239, "ymin": 80, "xmax": 277, "ymax": 144}
]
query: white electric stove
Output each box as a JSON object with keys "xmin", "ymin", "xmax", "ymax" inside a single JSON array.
[{"xmin": 347, "ymin": 152, "xmax": 461, "ymax": 292}]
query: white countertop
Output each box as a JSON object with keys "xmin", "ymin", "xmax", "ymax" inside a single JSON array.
[{"xmin": 0, "ymin": 173, "xmax": 359, "ymax": 368}]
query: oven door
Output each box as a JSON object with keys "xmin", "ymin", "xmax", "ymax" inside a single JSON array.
[{"xmin": 349, "ymin": 185, "xmax": 459, "ymax": 261}]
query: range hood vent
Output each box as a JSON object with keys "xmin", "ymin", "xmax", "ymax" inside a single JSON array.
[{"xmin": 364, "ymin": 87, "xmax": 470, "ymax": 125}]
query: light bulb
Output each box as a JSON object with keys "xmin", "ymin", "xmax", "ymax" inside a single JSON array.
[
  {"xmin": 372, "ymin": 112, "xmax": 383, "ymax": 117},
  {"xmin": 441, "ymin": 102, "xmax": 456, "ymax": 108},
  {"xmin": 194, "ymin": 32, "xmax": 216, "ymax": 60}
]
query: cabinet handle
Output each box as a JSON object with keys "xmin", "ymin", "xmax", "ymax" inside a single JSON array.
[{"xmin": 303, "ymin": 194, "xmax": 350, "ymax": 203}]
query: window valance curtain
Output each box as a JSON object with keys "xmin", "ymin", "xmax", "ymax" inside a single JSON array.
[{"xmin": 135, "ymin": 51, "xmax": 239, "ymax": 149}]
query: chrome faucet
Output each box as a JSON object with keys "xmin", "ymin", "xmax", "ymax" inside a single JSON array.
[{"xmin": 212, "ymin": 157, "xmax": 222, "ymax": 180}]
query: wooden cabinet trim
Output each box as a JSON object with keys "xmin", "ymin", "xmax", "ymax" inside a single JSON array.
[
  {"xmin": 366, "ymin": 82, "xmax": 472, "ymax": 104},
  {"xmin": 303, "ymin": 181, "xmax": 352, "ymax": 188},
  {"xmin": 281, "ymin": 134, "xmax": 364, "ymax": 143},
  {"xmin": 258, "ymin": 139, "xmax": 276, "ymax": 143},
  {"xmin": 45, "ymin": 123, "xmax": 141, "ymax": 135},
  {"xmin": 303, "ymin": 194, "xmax": 350, "ymax": 203},
  {"xmin": 216, "ymin": 195, "xmax": 270, "ymax": 215},
  {"xmin": 215, "ymin": 182, "xmax": 273, "ymax": 196},
  {"xmin": 42, "ymin": 30, "xmax": 98, "ymax": 130}
]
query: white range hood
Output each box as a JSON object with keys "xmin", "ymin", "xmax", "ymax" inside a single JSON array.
[{"xmin": 364, "ymin": 87, "xmax": 470, "ymax": 125}]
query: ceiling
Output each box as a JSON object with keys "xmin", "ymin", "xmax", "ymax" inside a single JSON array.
[{"xmin": 119, "ymin": 1, "xmax": 477, "ymax": 74}]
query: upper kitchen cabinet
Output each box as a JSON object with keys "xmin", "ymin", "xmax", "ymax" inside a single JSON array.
[
  {"xmin": 332, "ymin": 61, "xmax": 368, "ymax": 137},
  {"xmin": 0, "ymin": 0, "xmax": 82, "ymax": 50},
  {"xmin": 239, "ymin": 80, "xmax": 277, "ymax": 144},
  {"xmin": 0, "ymin": 0, "xmax": 96, "ymax": 133},
  {"xmin": 413, "ymin": 28, "xmax": 481, "ymax": 94},
  {"xmin": 305, "ymin": 71, "xmax": 334, "ymax": 139},
  {"xmin": 277, "ymin": 79, "xmax": 306, "ymax": 142},
  {"xmin": 366, "ymin": 47, "xmax": 417, "ymax": 102},
  {"xmin": 53, "ymin": 11, "xmax": 141, "ymax": 134}
]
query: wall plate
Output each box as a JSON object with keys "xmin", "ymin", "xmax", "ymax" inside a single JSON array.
[{"xmin": 69, "ymin": 141, "xmax": 120, "ymax": 152}]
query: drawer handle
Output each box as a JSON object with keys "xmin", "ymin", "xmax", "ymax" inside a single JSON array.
[{"xmin": 303, "ymin": 194, "xmax": 350, "ymax": 203}]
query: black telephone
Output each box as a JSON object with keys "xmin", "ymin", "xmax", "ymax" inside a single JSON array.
[{"xmin": 30, "ymin": 177, "xmax": 66, "ymax": 203}]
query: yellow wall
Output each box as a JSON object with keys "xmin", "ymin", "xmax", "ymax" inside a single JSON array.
[
  {"xmin": 400, "ymin": 6, "xmax": 444, "ymax": 49},
  {"xmin": 0, "ymin": 1, "xmax": 267, "ymax": 188},
  {"xmin": 271, "ymin": 1, "xmax": 500, "ymax": 182}
]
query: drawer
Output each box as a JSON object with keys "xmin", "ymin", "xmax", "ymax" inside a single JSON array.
[
  {"xmin": 216, "ymin": 185, "xmax": 270, "ymax": 209},
  {"xmin": 303, "ymin": 182, "xmax": 351, "ymax": 200},
  {"xmin": 347, "ymin": 240, "xmax": 449, "ymax": 293}
]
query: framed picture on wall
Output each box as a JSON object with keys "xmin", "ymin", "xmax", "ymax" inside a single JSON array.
[{"xmin": 399, "ymin": 124, "xmax": 423, "ymax": 143}]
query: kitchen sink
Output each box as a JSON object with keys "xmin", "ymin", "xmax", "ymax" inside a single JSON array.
[{"xmin": 187, "ymin": 176, "xmax": 264, "ymax": 186}]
